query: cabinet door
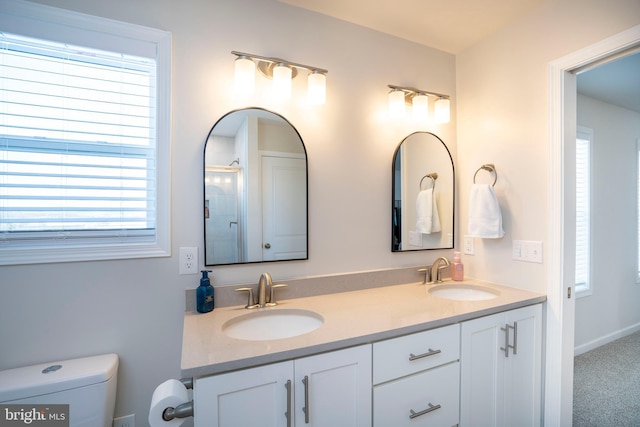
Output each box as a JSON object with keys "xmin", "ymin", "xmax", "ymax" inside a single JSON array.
[
  {"xmin": 460, "ymin": 304, "xmax": 542, "ymax": 427},
  {"xmin": 194, "ymin": 361, "xmax": 292, "ymax": 427},
  {"xmin": 503, "ymin": 304, "xmax": 542, "ymax": 427},
  {"xmin": 460, "ymin": 312, "xmax": 504, "ymax": 427},
  {"xmin": 294, "ymin": 345, "xmax": 371, "ymax": 427}
]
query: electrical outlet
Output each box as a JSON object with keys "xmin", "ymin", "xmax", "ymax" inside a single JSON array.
[
  {"xmin": 463, "ymin": 235, "xmax": 474, "ymax": 255},
  {"xmin": 179, "ymin": 247, "xmax": 198, "ymax": 275},
  {"xmin": 113, "ymin": 414, "xmax": 135, "ymax": 427}
]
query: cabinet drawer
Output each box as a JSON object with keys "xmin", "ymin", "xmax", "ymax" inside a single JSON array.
[
  {"xmin": 373, "ymin": 362, "xmax": 460, "ymax": 427},
  {"xmin": 373, "ymin": 323, "xmax": 460, "ymax": 384}
]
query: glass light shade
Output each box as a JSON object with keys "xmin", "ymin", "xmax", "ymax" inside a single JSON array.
[
  {"xmin": 272, "ymin": 63, "xmax": 292, "ymax": 100},
  {"xmin": 434, "ymin": 97, "xmax": 451, "ymax": 123},
  {"xmin": 412, "ymin": 94, "xmax": 429, "ymax": 120},
  {"xmin": 388, "ymin": 90, "xmax": 406, "ymax": 118},
  {"xmin": 307, "ymin": 71, "xmax": 326, "ymax": 105},
  {"xmin": 234, "ymin": 56, "xmax": 255, "ymax": 95}
]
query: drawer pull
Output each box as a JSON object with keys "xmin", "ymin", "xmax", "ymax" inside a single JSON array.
[
  {"xmin": 408, "ymin": 348, "xmax": 441, "ymax": 361},
  {"xmin": 409, "ymin": 403, "xmax": 442, "ymax": 419}
]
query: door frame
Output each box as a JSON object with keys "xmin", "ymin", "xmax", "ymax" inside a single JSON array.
[{"xmin": 546, "ymin": 24, "xmax": 640, "ymax": 426}]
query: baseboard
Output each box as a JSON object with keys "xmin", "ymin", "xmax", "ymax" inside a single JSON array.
[{"xmin": 574, "ymin": 322, "xmax": 640, "ymax": 356}]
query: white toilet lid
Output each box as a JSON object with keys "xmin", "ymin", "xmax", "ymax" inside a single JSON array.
[{"xmin": 0, "ymin": 353, "xmax": 118, "ymax": 402}]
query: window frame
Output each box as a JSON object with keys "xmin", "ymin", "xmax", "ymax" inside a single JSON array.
[{"xmin": 0, "ymin": 0, "xmax": 171, "ymax": 265}]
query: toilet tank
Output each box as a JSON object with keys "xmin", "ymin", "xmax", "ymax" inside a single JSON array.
[{"xmin": 0, "ymin": 354, "xmax": 118, "ymax": 427}]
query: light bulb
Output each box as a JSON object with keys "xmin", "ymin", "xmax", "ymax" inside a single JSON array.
[
  {"xmin": 388, "ymin": 89, "xmax": 406, "ymax": 118},
  {"xmin": 412, "ymin": 93, "xmax": 429, "ymax": 120},
  {"xmin": 307, "ymin": 71, "xmax": 326, "ymax": 105},
  {"xmin": 234, "ymin": 56, "xmax": 255, "ymax": 96},
  {"xmin": 272, "ymin": 63, "xmax": 292, "ymax": 100},
  {"xmin": 435, "ymin": 97, "xmax": 451, "ymax": 123}
]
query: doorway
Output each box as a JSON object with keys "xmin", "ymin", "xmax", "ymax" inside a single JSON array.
[{"xmin": 547, "ymin": 25, "xmax": 640, "ymax": 426}]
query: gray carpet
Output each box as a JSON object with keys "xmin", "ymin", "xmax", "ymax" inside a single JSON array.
[{"xmin": 573, "ymin": 331, "xmax": 640, "ymax": 426}]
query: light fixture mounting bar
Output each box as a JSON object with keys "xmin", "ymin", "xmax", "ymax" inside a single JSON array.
[
  {"xmin": 387, "ymin": 84, "xmax": 449, "ymax": 99},
  {"xmin": 231, "ymin": 51, "xmax": 328, "ymax": 74}
]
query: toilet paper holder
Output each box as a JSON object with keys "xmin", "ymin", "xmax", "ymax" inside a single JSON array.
[{"xmin": 162, "ymin": 378, "xmax": 194, "ymax": 422}]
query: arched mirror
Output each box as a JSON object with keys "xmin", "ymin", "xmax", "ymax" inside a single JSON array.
[
  {"xmin": 204, "ymin": 108, "xmax": 308, "ymax": 266},
  {"xmin": 392, "ymin": 132, "xmax": 454, "ymax": 251}
]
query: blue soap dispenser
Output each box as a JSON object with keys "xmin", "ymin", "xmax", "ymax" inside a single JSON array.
[{"xmin": 197, "ymin": 270, "xmax": 214, "ymax": 313}]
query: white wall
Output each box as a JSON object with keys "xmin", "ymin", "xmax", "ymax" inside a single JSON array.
[
  {"xmin": 0, "ymin": 0, "xmax": 456, "ymax": 421},
  {"xmin": 574, "ymin": 94, "xmax": 640, "ymax": 351},
  {"xmin": 456, "ymin": 0, "xmax": 640, "ymax": 291},
  {"xmin": 456, "ymin": 2, "xmax": 640, "ymax": 423}
]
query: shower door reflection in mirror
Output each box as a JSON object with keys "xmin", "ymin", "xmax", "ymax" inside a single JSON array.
[{"xmin": 205, "ymin": 168, "xmax": 243, "ymax": 264}]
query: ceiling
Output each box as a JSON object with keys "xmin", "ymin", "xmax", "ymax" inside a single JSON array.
[
  {"xmin": 577, "ymin": 52, "xmax": 640, "ymax": 113},
  {"xmin": 279, "ymin": 0, "xmax": 545, "ymax": 54},
  {"xmin": 281, "ymin": 0, "xmax": 640, "ymax": 113}
]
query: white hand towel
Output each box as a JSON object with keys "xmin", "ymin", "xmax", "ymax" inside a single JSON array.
[
  {"xmin": 416, "ymin": 189, "xmax": 441, "ymax": 234},
  {"xmin": 468, "ymin": 184, "xmax": 505, "ymax": 238},
  {"xmin": 431, "ymin": 191, "xmax": 441, "ymax": 233}
]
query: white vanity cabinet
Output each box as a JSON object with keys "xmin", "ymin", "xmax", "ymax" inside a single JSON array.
[
  {"xmin": 193, "ymin": 344, "xmax": 371, "ymax": 427},
  {"xmin": 460, "ymin": 304, "xmax": 542, "ymax": 427},
  {"xmin": 372, "ymin": 324, "xmax": 461, "ymax": 427}
]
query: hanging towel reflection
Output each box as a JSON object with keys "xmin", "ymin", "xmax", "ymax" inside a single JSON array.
[{"xmin": 416, "ymin": 188, "xmax": 441, "ymax": 234}]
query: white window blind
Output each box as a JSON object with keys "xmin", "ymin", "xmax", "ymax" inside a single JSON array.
[
  {"xmin": 1, "ymin": 33, "xmax": 156, "ymax": 239},
  {"xmin": 575, "ymin": 128, "xmax": 592, "ymax": 293},
  {"xmin": 0, "ymin": 0, "xmax": 171, "ymax": 265},
  {"xmin": 637, "ymin": 139, "xmax": 640, "ymax": 282}
]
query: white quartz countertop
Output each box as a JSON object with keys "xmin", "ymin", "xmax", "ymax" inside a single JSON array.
[{"xmin": 181, "ymin": 279, "xmax": 546, "ymax": 378}]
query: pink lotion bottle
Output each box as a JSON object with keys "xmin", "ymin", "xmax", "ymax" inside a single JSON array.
[{"xmin": 451, "ymin": 251, "xmax": 464, "ymax": 281}]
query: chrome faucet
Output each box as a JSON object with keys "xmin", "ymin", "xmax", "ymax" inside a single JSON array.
[
  {"xmin": 419, "ymin": 256, "xmax": 451, "ymax": 284},
  {"xmin": 235, "ymin": 272, "xmax": 288, "ymax": 309}
]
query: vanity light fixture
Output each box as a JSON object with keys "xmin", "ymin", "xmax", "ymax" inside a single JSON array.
[
  {"xmin": 434, "ymin": 97, "xmax": 451, "ymax": 123},
  {"xmin": 387, "ymin": 85, "xmax": 451, "ymax": 123},
  {"xmin": 234, "ymin": 55, "xmax": 256, "ymax": 96},
  {"xmin": 388, "ymin": 88, "xmax": 406, "ymax": 118},
  {"xmin": 232, "ymin": 51, "xmax": 328, "ymax": 105}
]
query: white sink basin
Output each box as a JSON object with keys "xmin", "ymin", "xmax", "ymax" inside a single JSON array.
[
  {"xmin": 428, "ymin": 283, "xmax": 500, "ymax": 301},
  {"xmin": 222, "ymin": 309, "xmax": 324, "ymax": 341}
]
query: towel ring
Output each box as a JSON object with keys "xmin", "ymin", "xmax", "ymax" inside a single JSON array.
[
  {"xmin": 473, "ymin": 164, "xmax": 497, "ymax": 187},
  {"xmin": 419, "ymin": 172, "xmax": 438, "ymax": 190}
]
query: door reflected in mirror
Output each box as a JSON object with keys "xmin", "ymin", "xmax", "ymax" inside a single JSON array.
[
  {"xmin": 204, "ymin": 108, "xmax": 308, "ymax": 266},
  {"xmin": 392, "ymin": 132, "xmax": 454, "ymax": 251}
]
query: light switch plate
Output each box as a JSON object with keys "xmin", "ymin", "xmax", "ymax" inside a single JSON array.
[
  {"xmin": 513, "ymin": 240, "xmax": 543, "ymax": 263},
  {"xmin": 463, "ymin": 235, "xmax": 474, "ymax": 255}
]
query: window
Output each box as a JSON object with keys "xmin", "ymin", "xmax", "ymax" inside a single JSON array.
[
  {"xmin": 637, "ymin": 139, "xmax": 640, "ymax": 282},
  {"xmin": 0, "ymin": 0, "xmax": 171, "ymax": 265},
  {"xmin": 575, "ymin": 127, "xmax": 592, "ymax": 294}
]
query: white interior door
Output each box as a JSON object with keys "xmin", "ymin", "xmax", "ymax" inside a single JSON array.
[{"xmin": 261, "ymin": 155, "xmax": 307, "ymax": 261}]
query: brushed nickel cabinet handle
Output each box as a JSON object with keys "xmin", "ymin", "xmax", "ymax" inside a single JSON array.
[
  {"xmin": 409, "ymin": 403, "xmax": 442, "ymax": 419},
  {"xmin": 408, "ymin": 348, "xmax": 442, "ymax": 361},
  {"xmin": 284, "ymin": 380, "xmax": 292, "ymax": 427},
  {"xmin": 302, "ymin": 375, "xmax": 310, "ymax": 424},
  {"xmin": 500, "ymin": 323, "xmax": 516, "ymax": 357}
]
